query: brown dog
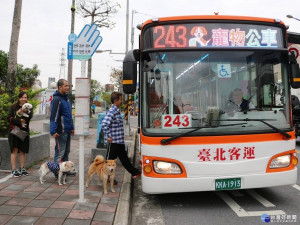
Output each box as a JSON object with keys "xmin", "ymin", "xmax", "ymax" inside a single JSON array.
[{"xmin": 85, "ymin": 155, "xmax": 117, "ymax": 194}]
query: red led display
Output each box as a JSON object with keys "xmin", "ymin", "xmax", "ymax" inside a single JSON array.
[
  {"xmin": 150, "ymin": 23, "xmax": 283, "ymax": 49},
  {"xmin": 154, "ymin": 25, "xmax": 188, "ymax": 48}
]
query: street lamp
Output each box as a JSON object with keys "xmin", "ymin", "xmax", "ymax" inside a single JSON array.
[
  {"xmin": 287, "ymin": 15, "xmax": 300, "ymax": 22},
  {"xmin": 131, "ymin": 10, "xmax": 137, "ymax": 50},
  {"xmin": 130, "ymin": 10, "xmax": 157, "ymax": 50}
]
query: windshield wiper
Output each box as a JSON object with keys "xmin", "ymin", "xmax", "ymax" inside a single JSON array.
[
  {"xmin": 216, "ymin": 118, "xmax": 291, "ymax": 139},
  {"xmin": 160, "ymin": 123, "xmax": 247, "ymax": 145}
]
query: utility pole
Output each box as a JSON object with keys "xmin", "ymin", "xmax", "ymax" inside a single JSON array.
[
  {"xmin": 126, "ymin": 0, "xmax": 129, "ymax": 53},
  {"xmin": 124, "ymin": 0, "xmax": 130, "ymax": 135},
  {"xmin": 68, "ymin": 0, "xmax": 75, "ymax": 102},
  {"xmin": 59, "ymin": 48, "xmax": 66, "ymax": 79},
  {"xmin": 131, "ymin": 10, "xmax": 136, "ymax": 50}
]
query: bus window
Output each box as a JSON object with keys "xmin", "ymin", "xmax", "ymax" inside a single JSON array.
[{"xmin": 142, "ymin": 51, "xmax": 291, "ymax": 134}]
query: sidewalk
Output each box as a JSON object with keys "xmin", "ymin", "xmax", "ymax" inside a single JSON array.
[{"xmin": 0, "ymin": 119, "xmax": 135, "ymax": 225}]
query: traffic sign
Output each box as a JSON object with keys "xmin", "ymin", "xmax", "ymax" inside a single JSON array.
[
  {"xmin": 67, "ymin": 42, "xmax": 73, "ymax": 60},
  {"xmin": 67, "ymin": 24, "xmax": 103, "ymax": 60},
  {"xmin": 68, "ymin": 33, "xmax": 77, "ymax": 42}
]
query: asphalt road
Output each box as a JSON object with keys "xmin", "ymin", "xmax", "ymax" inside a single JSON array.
[{"xmin": 130, "ymin": 134, "xmax": 300, "ymax": 225}]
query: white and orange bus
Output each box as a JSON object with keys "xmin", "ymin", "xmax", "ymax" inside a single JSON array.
[{"xmin": 123, "ymin": 15, "xmax": 300, "ymax": 194}]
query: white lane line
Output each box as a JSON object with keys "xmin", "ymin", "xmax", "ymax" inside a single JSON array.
[
  {"xmin": 216, "ymin": 191, "xmax": 286, "ymax": 217},
  {"xmin": 230, "ymin": 190, "xmax": 244, "ymax": 197},
  {"xmin": 247, "ymin": 210, "xmax": 286, "ymax": 216},
  {"xmin": 0, "ymin": 174, "xmax": 12, "ymax": 184},
  {"xmin": 216, "ymin": 191, "xmax": 249, "ymax": 217},
  {"xmin": 291, "ymin": 184, "xmax": 300, "ymax": 191},
  {"xmin": 246, "ymin": 190, "xmax": 275, "ymax": 207}
]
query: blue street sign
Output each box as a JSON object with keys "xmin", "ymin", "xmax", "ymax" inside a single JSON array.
[
  {"xmin": 67, "ymin": 42, "xmax": 73, "ymax": 60},
  {"xmin": 68, "ymin": 33, "xmax": 77, "ymax": 42}
]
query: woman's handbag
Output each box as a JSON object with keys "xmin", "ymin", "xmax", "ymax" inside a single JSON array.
[{"xmin": 10, "ymin": 126, "xmax": 28, "ymax": 141}]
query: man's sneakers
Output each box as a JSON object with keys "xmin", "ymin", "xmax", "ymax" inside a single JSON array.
[
  {"xmin": 12, "ymin": 169, "xmax": 21, "ymax": 177},
  {"xmin": 20, "ymin": 168, "xmax": 29, "ymax": 176}
]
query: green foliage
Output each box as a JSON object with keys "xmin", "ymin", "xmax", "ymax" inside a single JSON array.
[
  {"xmin": 0, "ymin": 90, "xmax": 11, "ymax": 137},
  {"xmin": 0, "ymin": 50, "xmax": 40, "ymax": 88},
  {"xmin": 26, "ymin": 87, "xmax": 45, "ymax": 111},
  {"xmin": 101, "ymin": 92, "xmax": 111, "ymax": 108},
  {"xmin": 0, "ymin": 49, "xmax": 43, "ymax": 137},
  {"xmin": 91, "ymin": 79, "xmax": 104, "ymax": 102},
  {"xmin": 0, "ymin": 50, "xmax": 8, "ymax": 84},
  {"xmin": 89, "ymin": 79, "xmax": 104, "ymax": 115},
  {"xmin": 17, "ymin": 64, "xmax": 40, "ymax": 88},
  {"xmin": 109, "ymin": 67, "xmax": 122, "ymax": 92},
  {"xmin": 0, "ymin": 87, "xmax": 44, "ymax": 137}
]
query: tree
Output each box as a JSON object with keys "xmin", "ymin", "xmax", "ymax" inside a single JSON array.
[
  {"xmin": 109, "ymin": 67, "xmax": 122, "ymax": 92},
  {"xmin": 0, "ymin": 50, "xmax": 8, "ymax": 86},
  {"xmin": 89, "ymin": 79, "xmax": 104, "ymax": 115},
  {"xmin": 0, "ymin": 50, "xmax": 40, "ymax": 89},
  {"xmin": 7, "ymin": 0, "xmax": 22, "ymax": 97},
  {"xmin": 101, "ymin": 92, "xmax": 111, "ymax": 109},
  {"xmin": 76, "ymin": 0, "xmax": 120, "ymax": 84},
  {"xmin": 0, "ymin": 87, "xmax": 43, "ymax": 137},
  {"xmin": 17, "ymin": 64, "xmax": 40, "ymax": 89},
  {"xmin": 91, "ymin": 79, "xmax": 104, "ymax": 102}
]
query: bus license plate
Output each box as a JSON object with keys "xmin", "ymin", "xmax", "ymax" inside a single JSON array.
[{"xmin": 215, "ymin": 178, "xmax": 241, "ymax": 190}]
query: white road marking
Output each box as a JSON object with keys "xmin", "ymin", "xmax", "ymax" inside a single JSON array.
[
  {"xmin": 216, "ymin": 192, "xmax": 248, "ymax": 217},
  {"xmin": 246, "ymin": 190, "xmax": 275, "ymax": 207},
  {"xmin": 0, "ymin": 174, "xmax": 12, "ymax": 183},
  {"xmin": 246, "ymin": 210, "xmax": 286, "ymax": 216},
  {"xmin": 291, "ymin": 184, "xmax": 300, "ymax": 191},
  {"xmin": 216, "ymin": 191, "xmax": 286, "ymax": 217}
]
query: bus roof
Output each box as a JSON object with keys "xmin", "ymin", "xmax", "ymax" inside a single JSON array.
[{"xmin": 141, "ymin": 15, "xmax": 285, "ymax": 30}]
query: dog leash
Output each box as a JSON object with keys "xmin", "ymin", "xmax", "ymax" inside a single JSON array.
[
  {"xmin": 106, "ymin": 142, "xmax": 112, "ymax": 160},
  {"xmin": 55, "ymin": 137, "xmax": 63, "ymax": 163},
  {"xmin": 101, "ymin": 167, "xmax": 112, "ymax": 181}
]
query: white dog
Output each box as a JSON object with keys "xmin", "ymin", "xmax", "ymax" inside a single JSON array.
[
  {"xmin": 39, "ymin": 161, "xmax": 74, "ymax": 185},
  {"xmin": 16, "ymin": 103, "xmax": 33, "ymax": 127},
  {"xmin": 21, "ymin": 103, "xmax": 33, "ymax": 117}
]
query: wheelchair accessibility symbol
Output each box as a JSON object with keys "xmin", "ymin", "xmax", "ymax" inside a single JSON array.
[{"xmin": 217, "ymin": 64, "xmax": 231, "ymax": 78}]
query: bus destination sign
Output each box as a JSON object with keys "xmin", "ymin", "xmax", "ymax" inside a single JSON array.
[{"xmin": 150, "ymin": 23, "xmax": 283, "ymax": 49}]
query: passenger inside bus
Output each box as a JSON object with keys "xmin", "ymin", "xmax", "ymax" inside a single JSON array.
[{"xmin": 225, "ymin": 88, "xmax": 255, "ymax": 116}]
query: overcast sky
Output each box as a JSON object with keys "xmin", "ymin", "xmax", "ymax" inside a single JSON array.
[{"xmin": 0, "ymin": 0, "xmax": 300, "ymax": 88}]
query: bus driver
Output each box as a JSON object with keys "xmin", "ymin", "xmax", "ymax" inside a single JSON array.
[{"xmin": 225, "ymin": 88, "xmax": 255, "ymax": 116}]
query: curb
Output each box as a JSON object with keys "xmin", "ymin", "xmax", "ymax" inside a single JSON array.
[{"xmin": 113, "ymin": 129, "xmax": 137, "ymax": 225}]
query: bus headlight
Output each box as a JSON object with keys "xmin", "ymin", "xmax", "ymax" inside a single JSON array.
[
  {"xmin": 269, "ymin": 154, "xmax": 291, "ymax": 168},
  {"xmin": 153, "ymin": 161, "xmax": 182, "ymax": 174}
]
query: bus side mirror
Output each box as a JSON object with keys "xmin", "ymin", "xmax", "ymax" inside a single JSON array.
[
  {"xmin": 123, "ymin": 49, "xmax": 139, "ymax": 94},
  {"xmin": 289, "ymin": 52, "xmax": 300, "ymax": 89}
]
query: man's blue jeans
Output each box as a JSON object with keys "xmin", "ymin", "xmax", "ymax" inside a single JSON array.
[{"xmin": 54, "ymin": 132, "xmax": 71, "ymax": 163}]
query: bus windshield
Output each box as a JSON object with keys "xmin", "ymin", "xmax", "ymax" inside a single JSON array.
[{"xmin": 141, "ymin": 50, "xmax": 291, "ymax": 135}]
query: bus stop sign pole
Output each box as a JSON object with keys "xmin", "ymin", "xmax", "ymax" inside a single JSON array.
[{"xmin": 68, "ymin": 24, "xmax": 103, "ymax": 203}]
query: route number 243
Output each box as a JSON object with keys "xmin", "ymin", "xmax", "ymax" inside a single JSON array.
[{"xmin": 162, "ymin": 114, "xmax": 192, "ymax": 129}]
